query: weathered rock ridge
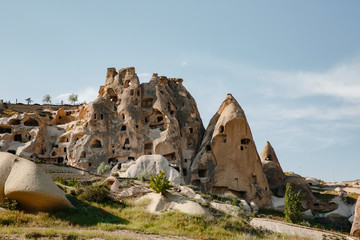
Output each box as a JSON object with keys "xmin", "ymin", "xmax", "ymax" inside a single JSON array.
[{"xmin": 190, "ymin": 94, "xmax": 271, "ymax": 206}]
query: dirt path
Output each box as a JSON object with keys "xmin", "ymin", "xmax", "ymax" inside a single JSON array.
[
  {"xmin": 0, "ymin": 227, "xmax": 194, "ymax": 240},
  {"xmin": 250, "ymin": 218, "xmax": 356, "ymax": 240}
]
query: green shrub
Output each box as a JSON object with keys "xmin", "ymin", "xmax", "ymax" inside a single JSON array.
[
  {"xmin": 0, "ymin": 198, "xmax": 18, "ymax": 210},
  {"xmin": 97, "ymin": 162, "xmax": 111, "ymax": 175},
  {"xmin": 78, "ymin": 184, "xmax": 110, "ymax": 203},
  {"xmin": 284, "ymin": 183, "xmax": 302, "ymax": 224},
  {"xmin": 111, "ymin": 172, "xmax": 119, "ymax": 177},
  {"xmin": 54, "ymin": 177, "xmax": 78, "ymax": 187},
  {"xmin": 149, "ymin": 171, "xmax": 172, "ymax": 195}
]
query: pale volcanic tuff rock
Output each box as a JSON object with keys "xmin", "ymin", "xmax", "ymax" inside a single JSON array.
[
  {"xmin": 351, "ymin": 197, "xmax": 360, "ymax": 237},
  {"xmin": 259, "ymin": 142, "xmax": 316, "ymax": 209},
  {"xmin": 190, "ymin": 94, "xmax": 271, "ymax": 207},
  {"xmin": 260, "ymin": 141, "xmax": 285, "ymax": 192},
  {"xmin": 0, "ymin": 67, "xmax": 204, "ymax": 185},
  {"xmin": 0, "ymin": 152, "xmax": 71, "ymax": 211}
]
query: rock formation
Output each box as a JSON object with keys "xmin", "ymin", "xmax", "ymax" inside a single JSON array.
[
  {"xmin": 0, "ymin": 152, "xmax": 71, "ymax": 211},
  {"xmin": 351, "ymin": 196, "xmax": 360, "ymax": 237},
  {"xmin": 0, "ymin": 67, "xmax": 204, "ymax": 184},
  {"xmin": 260, "ymin": 141, "xmax": 285, "ymax": 193},
  {"xmin": 190, "ymin": 94, "xmax": 271, "ymax": 207},
  {"xmin": 120, "ymin": 155, "xmax": 183, "ymax": 185},
  {"xmin": 260, "ymin": 142, "xmax": 316, "ymax": 209}
]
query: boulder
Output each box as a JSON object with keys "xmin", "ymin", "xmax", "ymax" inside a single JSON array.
[
  {"xmin": 351, "ymin": 196, "xmax": 360, "ymax": 236},
  {"xmin": 117, "ymin": 185, "xmax": 151, "ymax": 198},
  {"xmin": 305, "ymin": 177, "xmax": 320, "ymax": 186},
  {"xmin": 122, "ymin": 155, "xmax": 183, "ymax": 185},
  {"xmin": 0, "ymin": 152, "xmax": 71, "ymax": 211},
  {"xmin": 323, "ymin": 196, "xmax": 354, "ymax": 219},
  {"xmin": 210, "ymin": 202, "xmax": 240, "ymax": 217},
  {"xmin": 190, "ymin": 94, "xmax": 271, "ymax": 207},
  {"xmin": 194, "ymin": 194, "xmax": 206, "ymax": 204},
  {"xmin": 271, "ymin": 196, "xmax": 285, "ymax": 211},
  {"xmin": 179, "ymin": 186, "xmax": 196, "ymax": 199},
  {"xmin": 136, "ymin": 192, "xmax": 212, "ymax": 218},
  {"xmin": 278, "ymin": 174, "xmax": 316, "ymax": 209},
  {"xmin": 260, "ymin": 141, "xmax": 286, "ymax": 192},
  {"xmin": 102, "ymin": 176, "xmax": 121, "ymax": 193}
]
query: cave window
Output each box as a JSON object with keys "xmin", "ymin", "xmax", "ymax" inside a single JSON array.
[
  {"xmin": 41, "ymin": 149, "xmax": 45, "ymax": 155},
  {"xmin": 80, "ymin": 151, "xmax": 86, "ymax": 158},
  {"xmin": 189, "ymin": 128, "xmax": 193, "ymax": 134},
  {"xmin": 241, "ymin": 138, "xmax": 251, "ymax": 145},
  {"xmin": 52, "ymin": 152, "xmax": 56, "ymax": 156},
  {"xmin": 223, "ymin": 136, "xmax": 227, "ymax": 143},
  {"xmin": 137, "ymin": 90, "xmax": 140, "ymax": 96},
  {"xmin": 124, "ymin": 138, "xmax": 130, "ymax": 145},
  {"xmin": 64, "ymin": 147, "xmax": 67, "ymax": 153},
  {"xmin": 124, "ymin": 80, "xmax": 131, "ymax": 88},
  {"xmin": 57, "ymin": 157, "xmax": 64, "ymax": 164},
  {"xmin": 0, "ymin": 127, "xmax": 11, "ymax": 134},
  {"xmin": 174, "ymin": 166, "xmax": 180, "ymax": 172},
  {"xmin": 100, "ymin": 114, "xmax": 104, "ymax": 120},
  {"xmin": 220, "ymin": 125, "xmax": 224, "ymax": 133},
  {"xmin": 24, "ymin": 119, "xmax": 39, "ymax": 126},
  {"xmin": 67, "ymin": 138, "xmax": 69, "ymax": 142},
  {"xmin": 7, "ymin": 150, "xmax": 16, "ymax": 154},
  {"xmin": 182, "ymin": 102, "xmax": 185, "ymax": 107},
  {"xmin": 59, "ymin": 116, "xmax": 62, "ymax": 119},
  {"xmin": 142, "ymin": 98, "xmax": 153, "ymax": 108},
  {"xmin": 90, "ymin": 139, "xmax": 102, "ymax": 148},
  {"xmin": 160, "ymin": 91, "xmax": 164, "ymax": 94},
  {"xmin": 88, "ymin": 162, "xmax": 91, "ymax": 167},
  {"xmin": 66, "ymin": 111, "xmax": 71, "ymax": 116},
  {"xmin": 94, "ymin": 114, "xmax": 97, "ymax": 119},
  {"xmin": 136, "ymin": 125, "xmax": 138, "ymax": 128},
  {"xmin": 198, "ymin": 169, "xmax": 208, "ymax": 178},
  {"xmin": 265, "ymin": 155, "xmax": 272, "ymax": 161},
  {"xmin": 252, "ymin": 175, "xmax": 257, "ymax": 184},
  {"xmin": 128, "ymin": 156, "xmax": 135, "ymax": 160},
  {"xmin": 130, "ymin": 89, "xmax": 134, "ymax": 96},
  {"xmin": 183, "ymin": 168, "xmax": 188, "ymax": 176},
  {"xmin": 144, "ymin": 142, "xmax": 152, "ymax": 150},
  {"xmin": 121, "ymin": 125, "xmax": 126, "ymax": 131},
  {"xmin": 170, "ymin": 110, "xmax": 174, "ymax": 115},
  {"xmin": 122, "ymin": 113, "xmax": 125, "ymax": 120},
  {"xmin": 157, "ymin": 116, "xmax": 163, "ymax": 122},
  {"xmin": 206, "ymin": 144, "xmax": 211, "ymax": 152},
  {"xmin": 28, "ymin": 136, "xmax": 31, "ymax": 141},
  {"xmin": 9, "ymin": 119, "xmax": 21, "ymax": 125},
  {"xmin": 184, "ymin": 159, "xmax": 188, "ymax": 163},
  {"xmin": 14, "ymin": 134, "xmax": 22, "ymax": 142},
  {"xmin": 145, "ymin": 117, "xmax": 148, "ymax": 123},
  {"xmin": 240, "ymin": 146, "xmax": 244, "ymax": 151}
]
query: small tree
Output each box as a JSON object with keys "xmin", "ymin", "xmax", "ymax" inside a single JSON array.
[
  {"xmin": 149, "ymin": 171, "xmax": 172, "ymax": 195},
  {"xmin": 42, "ymin": 94, "xmax": 51, "ymax": 104},
  {"xmin": 68, "ymin": 93, "xmax": 78, "ymax": 105},
  {"xmin": 25, "ymin": 97, "xmax": 33, "ymax": 105},
  {"xmin": 97, "ymin": 162, "xmax": 111, "ymax": 175},
  {"xmin": 284, "ymin": 183, "xmax": 302, "ymax": 224}
]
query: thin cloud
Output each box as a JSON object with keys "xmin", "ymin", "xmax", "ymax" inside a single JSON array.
[{"xmin": 53, "ymin": 87, "xmax": 98, "ymax": 104}]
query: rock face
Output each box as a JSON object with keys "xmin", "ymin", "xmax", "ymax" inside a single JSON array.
[
  {"xmin": 190, "ymin": 94, "xmax": 271, "ymax": 207},
  {"xmin": 351, "ymin": 196, "xmax": 360, "ymax": 237},
  {"xmin": 260, "ymin": 141, "xmax": 285, "ymax": 194},
  {"xmin": 260, "ymin": 142, "xmax": 316, "ymax": 209},
  {"xmin": 121, "ymin": 155, "xmax": 183, "ymax": 185},
  {"xmin": 0, "ymin": 67, "xmax": 204, "ymax": 185},
  {"xmin": 0, "ymin": 152, "xmax": 71, "ymax": 211}
]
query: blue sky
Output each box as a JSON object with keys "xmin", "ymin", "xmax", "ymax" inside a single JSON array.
[{"xmin": 1, "ymin": 1, "xmax": 359, "ymax": 182}]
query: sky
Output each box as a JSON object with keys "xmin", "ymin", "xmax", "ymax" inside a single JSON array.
[{"xmin": 1, "ymin": 0, "xmax": 359, "ymax": 182}]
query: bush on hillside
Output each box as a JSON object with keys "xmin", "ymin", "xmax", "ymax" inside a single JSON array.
[
  {"xmin": 149, "ymin": 171, "xmax": 172, "ymax": 195},
  {"xmin": 78, "ymin": 184, "xmax": 110, "ymax": 203},
  {"xmin": 284, "ymin": 183, "xmax": 302, "ymax": 224},
  {"xmin": 97, "ymin": 162, "xmax": 111, "ymax": 175}
]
